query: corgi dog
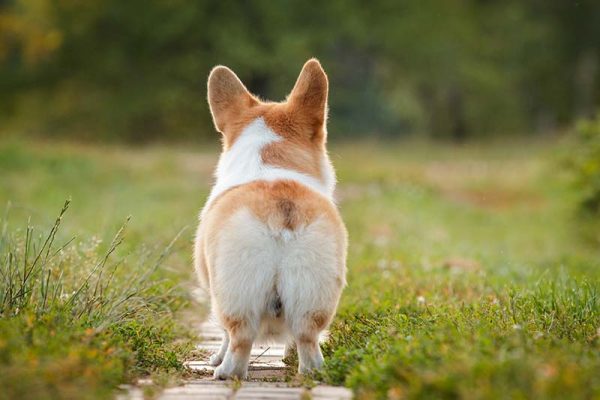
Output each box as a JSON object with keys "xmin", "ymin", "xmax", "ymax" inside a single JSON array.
[{"xmin": 194, "ymin": 59, "xmax": 347, "ymax": 380}]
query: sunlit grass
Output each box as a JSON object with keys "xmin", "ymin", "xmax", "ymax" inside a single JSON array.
[
  {"xmin": 0, "ymin": 199, "xmax": 195, "ymax": 399},
  {"xmin": 1, "ymin": 137, "xmax": 599, "ymax": 398},
  {"xmin": 323, "ymin": 139, "xmax": 600, "ymax": 399}
]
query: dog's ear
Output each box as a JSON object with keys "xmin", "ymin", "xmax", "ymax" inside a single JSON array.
[
  {"xmin": 207, "ymin": 66, "xmax": 258, "ymax": 134},
  {"xmin": 288, "ymin": 59, "xmax": 328, "ymax": 134}
]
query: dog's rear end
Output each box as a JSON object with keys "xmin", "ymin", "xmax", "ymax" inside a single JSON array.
[{"xmin": 194, "ymin": 59, "xmax": 347, "ymax": 380}]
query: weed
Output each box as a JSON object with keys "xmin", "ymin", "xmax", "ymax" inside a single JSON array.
[{"xmin": 0, "ymin": 201, "xmax": 194, "ymax": 399}]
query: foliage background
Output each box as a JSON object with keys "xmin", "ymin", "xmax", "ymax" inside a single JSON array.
[
  {"xmin": 1, "ymin": 1, "xmax": 600, "ymax": 399},
  {"xmin": 1, "ymin": 0, "xmax": 600, "ymax": 142}
]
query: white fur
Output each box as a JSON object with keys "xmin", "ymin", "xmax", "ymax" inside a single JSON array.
[
  {"xmin": 203, "ymin": 117, "xmax": 335, "ymax": 215},
  {"xmin": 195, "ymin": 117, "xmax": 345, "ymax": 380},
  {"xmin": 208, "ymin": 209, "xmax": 343, "ymax": 378}
]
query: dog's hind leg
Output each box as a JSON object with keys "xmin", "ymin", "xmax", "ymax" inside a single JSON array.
[
  {"xmin": 277, "ymin": 218, "xmax": 345, "ymax": 374},
  {"xmin": 209, "ymin": 329, "xmax": 229, "ymax": 367},
  {"xmin": 213, "ymin": 317, "xmax": 257, "ymax": 380},
  {"xmin": 209, "ymin": 209, "xmax": 279, "ymax": 379},
  {"xmin": 288, "ymin": 310, "xmax": 333, "ymax": 373}
]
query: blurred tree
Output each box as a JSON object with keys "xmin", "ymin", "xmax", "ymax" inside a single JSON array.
[
  {"xmin": 526, "ymin": 0, "xmax": 600, "ymax": 125},
  {"xmin": 0, "ymin": 0, "xmax": 599, "ymax": 141},
  {"xmin": 566, "ymin": 112, "xmax": 600, "ymax": 216}
]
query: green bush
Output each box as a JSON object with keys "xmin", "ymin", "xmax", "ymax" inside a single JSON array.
[
  {"xmin": 4, "ymin": 0, "xmax": 600, "ymax": 141},
  {"xmin": 568, "ymin": 113, "xmax": 600, "ymax": 214}
]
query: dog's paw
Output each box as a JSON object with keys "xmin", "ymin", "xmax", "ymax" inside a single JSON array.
[
  {"xmin": 298, "ymin": 364, "xmax": 320, "ymax": 375},
  {"xmin": 298, "ymin": 356, "xmax": 324, "ymax": 375},
  {"xmin": 213, "ymin": 364, "xmax": 247, "ymax": 380},
  {"xmin": 209, "ymin": 353, "xmax": 223, "ymax": 367}
]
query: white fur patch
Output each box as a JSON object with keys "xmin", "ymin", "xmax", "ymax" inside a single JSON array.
[
  {"xmin": 203, "ymin": 117, "xmax": 335, "ymax": 213},
  {"xmin": 210, "ymin": 208, "xmax": 343, "ymax": 339}
]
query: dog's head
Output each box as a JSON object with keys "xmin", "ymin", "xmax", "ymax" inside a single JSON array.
[
  {"xmin": 207, "ymin": 58, "xmax": 328, "ymax": 148},
  {"xmin": 206, "ymin": 59, "xmax": 330, "ymax": 180}
]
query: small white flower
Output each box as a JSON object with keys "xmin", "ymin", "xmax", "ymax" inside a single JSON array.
[
  {"xmin": 512, "ymin": 324, "xmax": 522, "ymax": 331},
  {"xmin": 416, "ymin": 296, "xmax": 426, "ymax": 305}
]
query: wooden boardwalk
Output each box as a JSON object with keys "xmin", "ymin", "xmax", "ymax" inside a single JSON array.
[
  {"xmin": 119, "ymin": 285, "xmax": 351, "ymax": 399},
  {"xmin": 123, "ymin": 319, "xmax": 352, "ymax": 399}
]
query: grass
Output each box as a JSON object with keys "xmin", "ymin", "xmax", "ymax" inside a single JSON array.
[
  {"xmin": 1, "ymin": 136, "xmax": 599, "ymax": 399},
  {"xmin": 0, "ymin": 140, "xmax": 205, "ymax": 399},
  {"xmin": 323, "ymin": 139, "xmax": 600, "ymax": 399}
]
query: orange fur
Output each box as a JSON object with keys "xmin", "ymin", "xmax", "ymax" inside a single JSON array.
[
  {"xmin": 205, "ymin": 180, "xmax": 340, "ymax": 232},
  {"xmin": 207, "ymin": 66, "xmax": 259, "ymax": 136},
  {"xmin": 202, "ymin": 181, "xmax": 346, "ymax": 283},
  {"xmin": 222, "ymin": 316, "xmax": 246, "ymax": 335}
]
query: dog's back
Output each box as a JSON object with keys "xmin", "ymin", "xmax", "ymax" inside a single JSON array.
[{"xmin": 194, "ymin": 59, "xmax": 347, "ymax": 379}]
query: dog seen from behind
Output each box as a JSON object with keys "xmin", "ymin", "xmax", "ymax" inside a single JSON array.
[{"xmin": 194, "ymin": 59, "xmax": 347, "ymax": 380}]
